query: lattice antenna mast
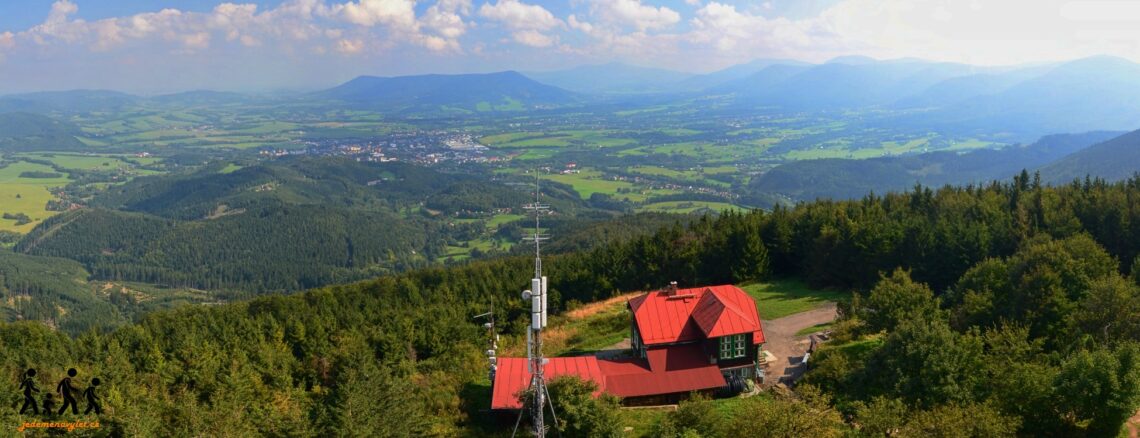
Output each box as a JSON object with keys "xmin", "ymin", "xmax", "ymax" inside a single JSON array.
[{"xmin": 514, "ymin": 169, "xmax": 556, "ymax": 437}]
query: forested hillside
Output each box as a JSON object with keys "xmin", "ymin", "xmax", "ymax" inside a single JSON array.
[
  {"xmin": 5, "ymin": 173, "xmax": 1140, "ymax": 435},
  {"xmin": 0, "ymin": 112, "xmax": 86, "ymax": 152},
  {"xmin": 12, "ymin": 158, "xmax": 547, "ymax": 294},
  {"xmin": 1041, "ymin": 129, "xmax": 1140, "ymax": 184}
]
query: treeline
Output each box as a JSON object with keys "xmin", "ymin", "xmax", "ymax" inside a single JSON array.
[{"xmin": 5, "ymin": 172, "xmax": 1140, "ymax": 435}]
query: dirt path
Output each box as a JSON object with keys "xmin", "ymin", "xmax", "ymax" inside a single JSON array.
[
  {"xmin": 761, "ymin": 304, "xmax": 838, "ymax": 387},
  {"xmin": 1128, "ymin": 410, "xmax": 1140, "ymax": 438}
]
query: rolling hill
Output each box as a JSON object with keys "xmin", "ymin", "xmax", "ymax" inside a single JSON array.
[
  {"xmin": 0, "ymin": 112, "xmax": 86, "ymax": 152},
  {"xmin": 0, "ymin": 89, "xmax": 141, "ymax": 114},
  {"xmin": 313, "ymin": 71, "xmax": 578, "ymax": 111},
  {"xmin": 1040, "ymin": 129, "xmax": 1140, "ymax": 184}
]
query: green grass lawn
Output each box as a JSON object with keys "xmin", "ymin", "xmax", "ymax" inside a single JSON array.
[{"xmin": 741, "ymin": 279, "xmax": 848, "ymax": 320}]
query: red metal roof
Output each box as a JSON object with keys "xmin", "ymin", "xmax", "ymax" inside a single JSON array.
[
  {"xmin": 629, "ymin": 285, "xmax": 765, "ymax": 346},
  {"xmin": 492, "ymin": 345, "xmax": 729, "ymax": 408},
  {"xmin": 491, "ymin": 356, "xmax": 605, "ymax": 410},
  {"xmin": 598, "ymin": 344, "xmax": 726, "ymax": 398}
]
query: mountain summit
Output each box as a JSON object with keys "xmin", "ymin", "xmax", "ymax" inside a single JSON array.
[{"xmin": 313, "ymin": 71, "xmax": 577, "ymax": 111}]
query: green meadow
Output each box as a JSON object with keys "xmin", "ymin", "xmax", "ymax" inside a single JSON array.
[{"xmin": 0, "ymin": 161, "xmax": 70, "ymax": 232}]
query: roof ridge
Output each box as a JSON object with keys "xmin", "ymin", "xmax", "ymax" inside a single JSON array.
[{"xmin": 708, "ymin": 286, "xmax": 756, "ymax": 325}]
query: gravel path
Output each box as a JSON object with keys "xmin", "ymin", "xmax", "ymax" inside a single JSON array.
[{"xmin": 761, "ymin": 303, "xmax": 839, "ymax": 387}]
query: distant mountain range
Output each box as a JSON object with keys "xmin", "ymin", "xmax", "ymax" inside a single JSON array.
[
  {"xmin": 5, "ymin": 56, "xmax": 1140, "ymax": 139},
  {"xmin": 311, "ymin": 71, "xmax": 578, "ymax": 112},
  {"xmin": 748, "ymin": 131, "xmax": 1126, "ymax": 202}
]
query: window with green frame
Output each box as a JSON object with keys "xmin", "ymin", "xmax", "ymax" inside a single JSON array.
[{"xmin": 719, "ymin": 334, "xmax": 747, "ymax": 359}]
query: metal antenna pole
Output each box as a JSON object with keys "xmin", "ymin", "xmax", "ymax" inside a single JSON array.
[{"xmin": 519, "ymin": 169, "xmax": 552, "ymax": 437}]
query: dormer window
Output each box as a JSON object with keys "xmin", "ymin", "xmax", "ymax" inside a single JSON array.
[{"xmin": 719, "ymin": 334, "xmax": 746, "ymax": 359}]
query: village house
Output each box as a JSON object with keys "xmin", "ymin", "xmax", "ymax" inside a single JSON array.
[{"xmin": 491, "ymin": 282, "xmax": 765, "ymax": 409}]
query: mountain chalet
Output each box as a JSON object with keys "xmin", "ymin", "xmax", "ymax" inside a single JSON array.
[{"xmin": 492, "ymin": 283, "xmax": 766, "ymax": 408}]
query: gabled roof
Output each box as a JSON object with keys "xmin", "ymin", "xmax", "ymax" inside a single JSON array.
[{"xmin": 629, "ymin": 285, "xmax": 764, "ymax": 346}]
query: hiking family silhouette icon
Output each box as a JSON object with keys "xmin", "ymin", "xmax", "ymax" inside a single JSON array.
[{"xmin": 17, "ymin": 368, "xmax": 101, "ymax": 416}]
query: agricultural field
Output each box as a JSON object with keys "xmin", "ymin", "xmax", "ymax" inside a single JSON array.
[
  {"xmin": 546, "ymin": 169, "xmax": 682, "ymax": 202},
  {"xmin": 479, "ymin": 130, "xmax": 636, "ymax": 150},
  {"xmin": 626, "ymin": 165, "xmax": 734, "ymax": 188},
  {"xmin": 636, "ymin": 201, "xmax": 740, "ymax": 214},
  {"xmin": 0, "ymin": 161, "xmax": 69, "ymax": 232},
  {"xmin": 16, "ymin": 152, "xmax": 153, "ymax": 171}
]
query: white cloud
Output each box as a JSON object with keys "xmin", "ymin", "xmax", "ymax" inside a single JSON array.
[
  {"xmin": 479, "ymin": 0, "xmax": 562, "ymax": 30},
  {"xmin": 182, "ymin": 32, "xmax": 211, "ymax": 50},
  {"xmin": 588, "ymin": 0, "xmax": 680, "ymax": 32},
  {"xmin": 511, "ymin": 29, "xmax": 555, "ymax": 47},
  {"xmin": 6, "ymin": 0, "xmax": 466, "ymax": 57},
  {"xmin": 332, "ymin": 0, "xmax": 418, "ymax": 29},
  {"xmin": 418, "ymin": 0, "xmax": 470, "ymax": 51},
  {"xmin": 335, "ymin": 37, "xmax": 365, "ymax": 54},
  {"xmin": 478, "ymin": 0, "xmax": 562, "ymax": 48},
  {"xmin": 567, "ymin": 15, "xmax": 593, "ymax": 33},
  {"xmin": 688, "ymin": 2, "xmax": 840, "ymax": 55}
]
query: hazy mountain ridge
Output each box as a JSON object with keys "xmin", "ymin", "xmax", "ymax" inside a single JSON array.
[
  {"xmin": 750, "ymin": 131, "xmax": 1124, "ymax": 201},
  {"xmin": 524, "ymin": 62, "xmax": 694, "ymax": 94},
  {"xmin": 312, "ymin": 71, "xmax": 579, "ymax": 111}
]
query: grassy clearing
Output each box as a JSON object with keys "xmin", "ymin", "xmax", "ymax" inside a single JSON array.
[
  {"xmin": 741, "ymin": 279, "xmax": 848, "ymax": 320},
  {"xmin": 218, "ymin": 163, "xmax": 243, "ymax": 174}
]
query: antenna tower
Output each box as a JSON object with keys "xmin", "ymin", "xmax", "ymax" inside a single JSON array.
[{"xmin": 513, "ymin": 170, "xmax": 557, "ymax": 437}]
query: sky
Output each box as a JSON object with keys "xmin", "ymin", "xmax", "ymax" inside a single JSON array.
[{"xmin": 2, "ymin": 0, "xmax": 1140, "ymax": 94}]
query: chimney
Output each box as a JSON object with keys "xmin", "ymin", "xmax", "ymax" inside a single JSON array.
[{"xmin": 666, "ymin": 281, "xmax": 678, "ymax": 296}]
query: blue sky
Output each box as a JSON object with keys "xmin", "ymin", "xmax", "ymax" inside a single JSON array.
[{"xmin": 1, "ymin": 0, "xmax": 1139, "ymax": 94}]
